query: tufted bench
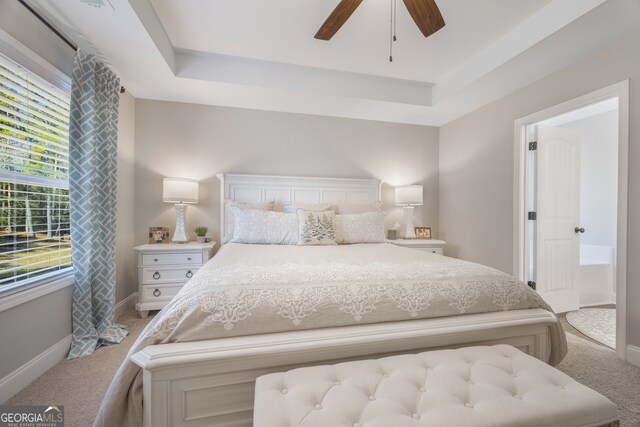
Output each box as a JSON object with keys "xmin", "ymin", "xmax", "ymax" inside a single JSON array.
[{"xmin": 254, "ymin": 345, "xmax": 618, "ymax": 427}]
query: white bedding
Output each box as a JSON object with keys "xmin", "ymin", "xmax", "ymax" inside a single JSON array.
[{"xmin": 94, "ymin": 243, "xmax": 567, "ymax": 427}]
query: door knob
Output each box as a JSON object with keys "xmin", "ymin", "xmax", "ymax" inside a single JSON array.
[{"xmin": 574, "ymin": 227, "xmax": 585, "ymax": 234}]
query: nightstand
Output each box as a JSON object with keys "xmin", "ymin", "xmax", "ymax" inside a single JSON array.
[
  {"xmin": 134, "ymin": 242, "xmax": 215, "ymax": 318},
  {"xmin": 388, "ymin": 239, "xmax": 446, "ymax": 255}
]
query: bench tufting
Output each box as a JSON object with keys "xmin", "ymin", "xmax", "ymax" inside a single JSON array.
[{"xmin": 254, "ymin": 344, "xmax": 618, "ymax": 427}]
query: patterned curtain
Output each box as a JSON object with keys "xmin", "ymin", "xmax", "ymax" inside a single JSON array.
[{"xmin": 68, "ymin": 50, "xmax": 128, "ymax": 359}]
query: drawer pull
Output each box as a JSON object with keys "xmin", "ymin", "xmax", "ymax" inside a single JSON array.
[
  {"xmin": 186, "ymin": 270, "xmax": 193, "ymax": 278},
  {"xmin": 153, "ymin": 288, "xmax": 161, "ymax": 297},
  {"xmin": 153, "ymin": 271, "xmax": 161, "ymax": 280},
  {"xmin": 154, "ymin": 258, "xmax": 158, "ymax": 262},
  {"xmin": 187, "ymin": 257, "xmax": 192, "ymax": 261}
]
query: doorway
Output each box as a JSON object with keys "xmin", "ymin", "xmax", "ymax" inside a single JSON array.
[{"xmin": 513, "ymin": 81, "xmax": 629, "ymax": 361}]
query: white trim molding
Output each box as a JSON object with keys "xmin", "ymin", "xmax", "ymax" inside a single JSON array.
[
  {"xmin": 0, "ymin": 27, "xmax": 71, "ymax": 94},
  {"xmin": 626, "ymin": 345, "xmax": 640, "ymax": 368},
  {"xmin": 0, "ymin": 335, "xmax": 72, "ymax": 404},
  {"xmin": 513, "ymin": 80, "xmax": 630, "ymax": 361},
  {"xmin": 115, "ymin": 292, "xmax": 138, "ymax": 319},
  {"xmin": 0, "ymin": 272, "xmax": 73, "ymax": 314}
]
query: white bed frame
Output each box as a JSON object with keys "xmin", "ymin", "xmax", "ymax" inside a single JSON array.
[{"xmin": 131, "ymin": 174, "xmax": 559, "ymax": 427}]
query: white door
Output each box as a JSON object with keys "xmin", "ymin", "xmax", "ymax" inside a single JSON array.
[{"xmin": 536, "ymin": 125, "xmax": 581, "ymax": 313}]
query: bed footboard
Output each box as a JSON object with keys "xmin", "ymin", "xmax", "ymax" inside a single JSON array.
[{"xmin": 131, "ymin": 309, "xmax": 557, "ymax": 427}]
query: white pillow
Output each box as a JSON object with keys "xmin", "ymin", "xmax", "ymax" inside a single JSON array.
[
  {"xmin": 224, "ymin": 200, "xmax": 274, "ymax": 243},
  {"xmin": 278, "ymin": 202, "xmax": 334, "ymax": 214},
  {"xmin": 230, "ymin": 207, "xmax": 298, "ymax": 245},
  {"xmin": 297, "ymin": 209, "xmax": 337, "ymax": 246},
  {"xmin": 335, "ymin": 211, "xmax": 386, "ymax": 244},
  {"xmin": 337, "ymin": 200, "xmax": 382, "ymax": 214}
]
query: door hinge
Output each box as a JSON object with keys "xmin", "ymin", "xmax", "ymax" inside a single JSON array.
[
  {"xmin": 528, "ymin": 211, "xmax": 537, "ymax": 220},
  {"xmin": 529, "ymin": 141, "xmax": 537, "ymax": 151},
  {"xmin": 527, "ymin": 281, "xmax": 536, "ymax": 290}
]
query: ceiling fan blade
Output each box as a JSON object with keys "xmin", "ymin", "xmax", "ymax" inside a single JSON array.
[
  {"xmin": 402, "ymin": 0, "xmax": 445, "ymax": 38},
  {"xmin": 314, "ymin": 0, "xmax": 363, "ymax": 40}
]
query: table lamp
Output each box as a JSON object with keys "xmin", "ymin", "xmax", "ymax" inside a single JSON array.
[
  {"xmin": 163, "ymin": 177, "xmax": 198, "ymax": 243},
  {"xmin": 395, "ymin": 184, "xmax": 423, "ymax": 239}
]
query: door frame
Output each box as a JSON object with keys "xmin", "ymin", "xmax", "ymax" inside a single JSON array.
[{"xmin": 513, "ymin": 80, "xmax": 629, "ymax": 361}]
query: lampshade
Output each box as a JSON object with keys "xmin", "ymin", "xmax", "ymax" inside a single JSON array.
[
  {"xmin": 163, "ymin": 178, "xmax": 199, "ymax": 204},
  {"xmin": 395, "ymin": 185, "xmax": 423, "ymax": 206}
]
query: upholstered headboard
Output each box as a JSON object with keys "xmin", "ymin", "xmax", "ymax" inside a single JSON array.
[{"xmin": 217, "ymin": 174, "xmax": 382, "ymax": 244}]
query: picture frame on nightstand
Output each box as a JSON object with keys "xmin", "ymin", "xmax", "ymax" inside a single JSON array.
[
  {"xmin": 414, "ymin": 226, "xmax": 432, "ymax": 239},
  {"xmin": 149, "ymin": 226, "xmax": 170, "ymax": 244}
]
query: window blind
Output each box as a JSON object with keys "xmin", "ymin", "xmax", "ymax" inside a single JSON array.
[{"xmin": 0, "ymin": 53, "xmax": 71, "ymax": 289}]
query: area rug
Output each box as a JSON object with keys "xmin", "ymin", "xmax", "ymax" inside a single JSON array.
[{"xmin": 566, "ymin": 308, "xmax": 616, "ymax": 349}]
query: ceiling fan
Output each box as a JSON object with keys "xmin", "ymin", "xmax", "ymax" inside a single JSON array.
[{"xmin": 314, "ymin": 0, "xmax": 445, "ymax": 41}]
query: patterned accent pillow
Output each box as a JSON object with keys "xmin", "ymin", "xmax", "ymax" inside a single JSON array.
[
  {"xmin": 230, "ymin": 208, "xmax": 298, "ymax": 245},
  {"xmin": 297, "ymin": 209, "xmax": 337, "ymax": 246},
  {"xmin": 224, "ymin": 200, "xmax": 274, "ymax": 243},
  {"xmin": 335, "ymin": 211, "xmax": 386, "ymax": 244},
  {"xmin": 337, "ymin": 201, "xmax": 382, "ymax": 214}
]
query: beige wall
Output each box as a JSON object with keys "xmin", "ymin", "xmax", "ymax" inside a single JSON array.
[
  {"xmin": 115, "ymin": 92, "xmax": 137, "ymax": 304},
  {"xmin": 439, "ymin": 32, "xmax": 640, "ymax": 346},
  {"xmin": 0, "ymin": 286, "xmax": 72, "ymax": 381},
  {"xmin": 134, "ymin": 101, "xmax": 439, "ymax": 246}
]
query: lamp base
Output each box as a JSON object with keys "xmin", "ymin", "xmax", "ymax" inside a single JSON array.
[
  {"xmin": 171, "ymin": 204, "xmax": 189, "ymax": 243},
  {"xmin": 401, "ymin": 206, "xmax": 416, "ymax": 239}
]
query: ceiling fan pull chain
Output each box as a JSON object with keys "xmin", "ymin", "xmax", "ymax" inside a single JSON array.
[
  {"xmin": 389, "ymin": 0, "xmax": 392, "ymax": 61},
  {"xmin": 393, "ymin": 0, "xmax": 397, "ymax": 42}
]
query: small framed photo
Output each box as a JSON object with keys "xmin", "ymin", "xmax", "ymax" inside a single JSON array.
[
  {"xmin": 415, "ymin": 226, "xmax": 432, "ymax": 240},
  {"xmin": 149, "ymin": 226, "xmax": 170, "ymax": 244}
]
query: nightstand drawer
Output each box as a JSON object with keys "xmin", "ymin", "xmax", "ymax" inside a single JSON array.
[
  {"xmin": 141, "ymin": 284, "xmax": 183, "ymax": 301},
  {"xmin": 142, "ymin": 252, "xmax": 203, "ymax": 266},
  {"xmin": 142, "ymin": 267, "xmax": 198, "ymax": 284},
  {"xmin": 135, "ymin": 242, "xmax": 215, "ymax": 318}
]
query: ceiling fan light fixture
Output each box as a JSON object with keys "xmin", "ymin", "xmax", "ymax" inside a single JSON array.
[{"xmin": 79, "ymin": 0, "xmax": 115, "ymax": 10}]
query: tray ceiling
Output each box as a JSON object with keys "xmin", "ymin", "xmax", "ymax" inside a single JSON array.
[{"xmin": 33, "ymin": 0, "xmax": 640, "ymax": 125}]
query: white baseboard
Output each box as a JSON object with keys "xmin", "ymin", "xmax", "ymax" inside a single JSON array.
[
  {"xmin": 115, "ymin": 292, "xmax": 138, "ymax": 319},
  {"xmin": 0, "ymin": 334, "xmax": 72, "ymax": 404},
  {"xmin": 626, "ymin": 345, "xmax": 640, "ymax": 367}
]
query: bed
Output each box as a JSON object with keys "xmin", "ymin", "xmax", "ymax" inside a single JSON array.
[{"xmin": 94, "ymin": 174, "xmax": 567, "ymax": 427}]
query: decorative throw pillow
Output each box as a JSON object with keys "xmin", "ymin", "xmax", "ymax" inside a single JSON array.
[
  {"xmin": 337, "ymin": 200, "xmax": 382, "ymax": 214},
  {"xmin": 335, "ymin": 211, "xmax": 386, "ymax": 244},
  {"xmin": 297, "ymin": 209, "xmax": 337, "ymax": 246},
  {"xmin": 230, "ymin": 208, "xmax": 298, "ymax": 245},
  {"xmin": 224, "ymin": 200, "xmax": 274, "ymax": 243}
]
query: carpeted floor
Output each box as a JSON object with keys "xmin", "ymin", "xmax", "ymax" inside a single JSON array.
[
  {"xmin": 6, "ymin": 311, "xmax": 154, "ymax": 427},
  {"xmin": 6, "ymin": 311, "xmax": 640, "ymax": 427},
  {"xmin": 558, "ymin": 314, "xmax": 640, "ymax": 427}
]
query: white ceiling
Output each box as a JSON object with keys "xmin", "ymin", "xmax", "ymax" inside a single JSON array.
[
  {"xmin": 33, "ymin": 0, "xmax": 640, "ymax": 126},
  {"xmin": 149, "ymin": 0, "xmax": 551, "ymax": 83}
]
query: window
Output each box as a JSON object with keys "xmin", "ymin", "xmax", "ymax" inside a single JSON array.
[{"xmin": 0, "ymin": 53, "xmax": 71, "ymax": 291}]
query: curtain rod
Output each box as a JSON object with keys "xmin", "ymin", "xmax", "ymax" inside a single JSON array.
[
  {"xmin": 17, "ymin": 0, "xmax": 126, "ymax": 94},
  {"xmin": 17, "ymin": 0, "xmax": 78, "ymax": 51}
]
